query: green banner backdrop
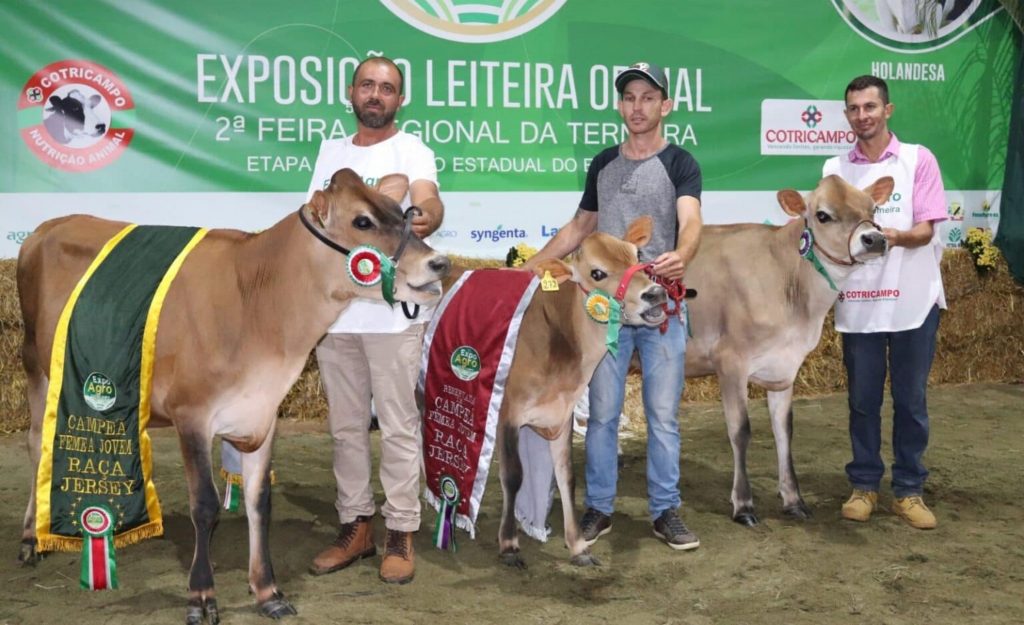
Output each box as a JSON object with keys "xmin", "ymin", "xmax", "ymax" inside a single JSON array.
[{"xmin": 1, "ymin": 0, "xmax": 1017, "ymax": 257}]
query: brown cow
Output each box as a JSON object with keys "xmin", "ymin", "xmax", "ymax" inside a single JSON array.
[
  {"xmin": 17, "ymin": 169, "xmax": 449, "ymax": 623},
  {"xmin": 684, "ymin": 174, "xmax": 893, "ymax": 525},
  {"xmin": 489, "ymin": 217, "xmax": 668, "ymax": 568}
]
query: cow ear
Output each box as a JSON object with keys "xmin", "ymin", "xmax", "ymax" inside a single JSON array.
[
  {"xmin": 330, "ymin": 168, "xmax": 362, "ymax": 189},
  {"xmin": 376, "ymin": 174, "xmax": 410, "ymax": 203},
  {"xmin": 533, "ymin": 259, "xmax": 572, "ymax": 284},
  {"xmin": 623, "ymin": 216, "xmax": 653, "ymax": 247},
  {"xmin": 777, "ymin": 189, "xmax": 806, "ymax": 217},
  {"xmin": 49, "ymin": 95, "xmax": 62, "ymax": 106},
  {"xmin": 308, "ymin": 190, "xmax": 330, "ymax": 227},
  {"xmin": 865, "ymin": 176, "xmax": 894, "ymax": 206},
  {"xmin": 88, "ymin": 94, "xmax": 102, "ymax": 108}
]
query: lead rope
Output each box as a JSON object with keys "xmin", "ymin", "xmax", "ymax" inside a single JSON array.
[{"xmin": 643, "ymin": 266, "xmax": 687, "ymax": 334}]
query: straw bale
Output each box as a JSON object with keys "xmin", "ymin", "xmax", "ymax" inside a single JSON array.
[{"xmin": 3, "ymin": 249, "xmax": 1022, "ymax": 432}]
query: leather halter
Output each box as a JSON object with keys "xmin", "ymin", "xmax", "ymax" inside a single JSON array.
[
  {"xmin": 807, "ymin": 216, "xmax": 882, "ymax": 267},
  {"xmin": 298, "ymin": 204, "xmax": 421, "ymax": 264},
  {"xmin": 299, "ymin": 204, "xmax": 424, "ymax": 317}
]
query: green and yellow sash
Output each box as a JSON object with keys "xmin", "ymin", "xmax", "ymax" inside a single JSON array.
[{"xmin": 36, "ymin": 224, "xmax": 208, "ymax": 552}]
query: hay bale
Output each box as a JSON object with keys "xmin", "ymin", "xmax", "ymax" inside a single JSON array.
[{"xmin": 0, "ymin": 260, "xmax": 27, "ymax": 433}]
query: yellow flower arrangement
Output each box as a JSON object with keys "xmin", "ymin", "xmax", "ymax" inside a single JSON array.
[
  {"xmin": 963, "ymin": 227, "xmax": 999, "ymax": 273},
  {"xmin": 505, "ymin": 242, "xmax": 539, "ymax": 268}
]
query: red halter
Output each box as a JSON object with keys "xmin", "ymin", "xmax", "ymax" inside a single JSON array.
[{"xmin": 612, "ymin": 263, "xmax": 686, "ymax": 334}]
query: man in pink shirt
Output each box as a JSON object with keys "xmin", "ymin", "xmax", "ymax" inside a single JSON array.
[{"xmin": 823, "ymin": 75, "xmax": 947, "ymax": 530}]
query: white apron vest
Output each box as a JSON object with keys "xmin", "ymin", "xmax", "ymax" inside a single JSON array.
[{"xmin": 824, "ymin": 144, "xmax": 945, "ymax": 333}]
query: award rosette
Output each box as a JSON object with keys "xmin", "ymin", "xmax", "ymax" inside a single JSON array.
[
  {"xmin": 346, "ymin": 245, "xmax": 396, "ymax": 305},
  {"xmin": 35, "ymin": 225, "xmax": 208, "ymax": 561},
  {"xmin": 798, "ymin": 225, "xmax": 838, "ymax": 291},
  {"xmin": 432, "ymin": 475, "xmax": 460, "ymax": 551},
  {"xmin": 79, "ymin": 505, "xmax": 118, "ymax": 590},
  {"xmin": 419, "ymin": 270, "xmax": 540, "ymax": 541},
  {"xmin": 584, "ymin": 289, "xmax": 623, "ymax": 356}
]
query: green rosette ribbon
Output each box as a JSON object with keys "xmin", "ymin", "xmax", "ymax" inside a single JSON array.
[
  {"xmin": 584, "ymin": 289, "xmax": 623, "ymax": 356},
  {"xmin": 433, "ymin": 475, "xmax": 460, "ymax": 552},
  {"xmin": 79, "ymin": 505, "xmax": 118, "ymax": 591}
]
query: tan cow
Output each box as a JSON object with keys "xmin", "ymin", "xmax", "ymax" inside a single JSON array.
[
  {"xmin": 489, "ymin": 217, "xmax": 668, "ymax": 568},
  {"xmin": 684, "ymin": 174, "xmax": 893, "ymax": 525},
  {"xmin": 17, "ymin": 169, "xmax": 449, "ymax": 623}
]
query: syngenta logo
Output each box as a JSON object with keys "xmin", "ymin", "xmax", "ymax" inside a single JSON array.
[
  {"xmin": 380, "ymin": 0, "xmax": 566, "ymax": 43},
  {"xmin": 470, "ymin": 224, "xmax": 527, "ymax": 243}
]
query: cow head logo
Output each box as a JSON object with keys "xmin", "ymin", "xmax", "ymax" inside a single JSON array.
[
  {"xmin": 18, "ymin": 60, "xmax": 135, "ymax": 172},
  {"xmin": 380, "ymin": 0, "xmax": 566, "ymax": 43}
]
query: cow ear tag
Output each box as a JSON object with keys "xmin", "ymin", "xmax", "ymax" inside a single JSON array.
[
  {"xmin": 347, "ymin": 245, "xmax": 396, "ymax": 305},
  {"xmin": 540, "ymin": 270, "xmax": 559, "ymax": 292}
]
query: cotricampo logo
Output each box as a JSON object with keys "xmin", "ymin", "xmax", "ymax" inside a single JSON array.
[
  {"xmin": 801, "ymin": 105, "xmax": 823, "ymax": 128},
  {"xmin": 380, "ymin": 0, "xmax": 566, "ymax": 43},
  {"xmin": 18, "ymin": 60, "xmax": 135, "ymax": 172}
]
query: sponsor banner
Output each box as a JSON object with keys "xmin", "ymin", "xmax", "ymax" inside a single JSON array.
[
  {"xmin": 937, "ymin": 190, "xmax": 1003, "ymax": 248},
  {"xmin": 760, "ymin": 100, "xmax": 856, "ymax": 156},
  {"xmin": 0, "ymin": 1, "xmax": 1015, "ymax": 258}
]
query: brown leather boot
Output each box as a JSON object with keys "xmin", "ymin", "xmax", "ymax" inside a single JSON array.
[
  {"xmin": 309, "ymin": 515, "xmax": 376, "ymax": 575},
  {"xmin": 379, "ymin": 529, "xmax": 415, "ymax": 584}
]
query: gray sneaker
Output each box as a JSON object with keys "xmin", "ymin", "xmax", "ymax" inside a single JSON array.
[
  {"xmin": 579, "ymin": 508, "xmax": 612, "ymax": 545},
  {"xmin": 653, "ymin": 509, "xmax": 700, "ymax": 551}
]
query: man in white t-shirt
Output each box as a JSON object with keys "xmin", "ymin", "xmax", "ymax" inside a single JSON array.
[
  {"xmin": 303, "ymin": 56, "xmax": 443, "ymax": 583},
  {"xmin": 824, "ymin": 75, "xmax": 946, "ymax": 530}
]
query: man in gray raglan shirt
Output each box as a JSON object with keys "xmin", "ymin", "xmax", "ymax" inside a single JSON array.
[{"xmin": 524, "ymin": 61, "xmax": 703, "ymax": 550}]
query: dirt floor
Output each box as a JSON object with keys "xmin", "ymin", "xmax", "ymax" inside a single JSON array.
[{"xmin": 0, "ymin": 383, "xmax": 1021, "ymax": 625}]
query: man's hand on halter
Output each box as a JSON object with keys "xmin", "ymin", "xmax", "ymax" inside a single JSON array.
[{"xmin": 651, "ymin": 250, "xmax": 686, "ymax": 282}]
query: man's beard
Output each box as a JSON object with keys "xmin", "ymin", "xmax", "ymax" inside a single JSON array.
[{"xmin": 354, "ymin": 100, "xmax": 396, "ymax": 129}]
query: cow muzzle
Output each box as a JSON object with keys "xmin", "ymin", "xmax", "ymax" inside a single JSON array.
[
  {"xmin": 849, "ymin": 220, "xmax": 888, "ymax": 261},
  {"xmin": 638, "ymin": 285, "xmax": 669, "ymax": 325}
]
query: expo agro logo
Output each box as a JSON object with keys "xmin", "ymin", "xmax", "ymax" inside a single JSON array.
[
  {"xmin": 831, "ymin": 0, "xmax": 1002, "ymax": 53},
  {"xmin": 83, "ymin": 372, "xmax": 117, "ymax": 412},
  {"xmin": 450, "ymin": 346, "xmax": 481, "ymax": 381},
  {"xmin": 380, "ymin": 0, "xmax": 566, "ymax": 43},
  {"xmin": 18, "ymin": 60, "xmax": 135, "ymax": 172}
]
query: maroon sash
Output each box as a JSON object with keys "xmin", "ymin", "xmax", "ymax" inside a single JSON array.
[{"xmin": 420, "ymin": 270, "xmax": 538, "ymax": 539}]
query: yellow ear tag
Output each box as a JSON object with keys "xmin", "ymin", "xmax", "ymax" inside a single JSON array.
[{"xmin": 541, "ymin": 270, "xmax": 560, "ymax": 292}]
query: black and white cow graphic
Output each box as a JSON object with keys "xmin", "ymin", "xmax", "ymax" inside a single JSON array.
[
  {"xmin": 43, "ymin": 89, "xmax": 107, "ymax": 145},
  {"xmin": 875, "ymin": 0, "xmax": 974, "ymax": 36}
]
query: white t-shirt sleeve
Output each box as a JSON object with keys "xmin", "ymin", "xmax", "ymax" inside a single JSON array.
[{"xmin": 403, "ymin": 138, "xmax": 438, "ymax": 187}]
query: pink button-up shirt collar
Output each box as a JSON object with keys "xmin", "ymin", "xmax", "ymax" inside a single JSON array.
[{"xmin": 849, "ymin": 132, "xmax": 900, "ymax": 164}]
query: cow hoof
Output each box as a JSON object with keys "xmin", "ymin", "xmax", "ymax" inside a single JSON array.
[
  {"xmin": 185, "ymin": 597, "xmax": 219, "ymax": 625},
  {"xmin": 499, "ymin": 551, "xmax": 527, "ymax": 570},
  {"xmin": 570, "ymin": 552, "xmax": 600, "ymax": 567},
  {"xmin": 733, "ymin": 511, "xmax": 759, "ymax": 527},
  {"xmin": 783, "ymin": 501, "xmax": 813, "ymax": 520},
  {"xmin": 17, "ymin": 539, "xmax": 43, "ymax": 566},
  {"xmin": 258, "ymin": 592, "xmax": 298, "ymax": 619}
]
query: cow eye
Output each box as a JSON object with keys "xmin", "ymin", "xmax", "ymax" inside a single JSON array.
[
  {"xmin": 352, "ymin": 215, "xmax": 374, "ymax": 230},
  {"xmin": 590, "ymin": 269, "xmax": 607, "ymax": 281},
  {"xmin": 815, "ymin": 210, "xmax": 833, "ymax": 223}
]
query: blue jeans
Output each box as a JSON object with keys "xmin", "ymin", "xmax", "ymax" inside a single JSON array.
[
  {"xmin": 585, "ymin": 316, "xmax": 687, "ymax": 520},
  {"xmin": 842, "ymin": 305, "xmax": 940, "ymax": 498}
]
